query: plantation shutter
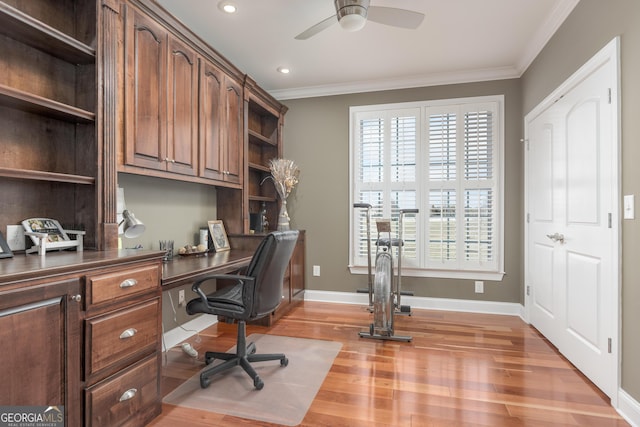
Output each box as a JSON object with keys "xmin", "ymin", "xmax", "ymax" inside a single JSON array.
[
  {"xmin": 350, "ymin": 96, "xmax": 502, "ymax": 278},
  {"xmin": 354, "ymin": 109, "xmax": 419, "ymax": 264},
  {"xmin": 425, "ymin": 102, "xmax": 498, "ymax": 271}
]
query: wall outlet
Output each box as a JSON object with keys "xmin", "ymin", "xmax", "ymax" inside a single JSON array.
[
  {"xmin": 313, "ymin": 265, "xmax": 320, "ymax": 276},
  {"xmin": 178, "ymin": 289, "xmax": 185, "ymax": 307},
  {"xmin": 475, "ymin": 281, "xmax": 484, "ymax": 293},
  {"xmin": 6, "ymin": 225, "xmax": 25, "ymax": 251}
]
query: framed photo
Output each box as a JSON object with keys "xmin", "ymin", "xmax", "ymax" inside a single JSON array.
[
  {"xmin": 0, "ymin": 231, "xmax": 13, "ymax": 259},
  {"xmin": 208, "ymin": 220, "xmax": 230, "ymax": 252}
]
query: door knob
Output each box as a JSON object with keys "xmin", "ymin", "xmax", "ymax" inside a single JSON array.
[{"xmin": 546, "ymin": 233, "xmax": 565, "ymax": 244}]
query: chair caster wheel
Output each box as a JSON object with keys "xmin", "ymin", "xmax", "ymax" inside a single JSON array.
[
  {"xmin": 280, "ymin": 357, "xmax": 289, "ymax": 367},
  {"xmin": 200, "ymin": 376, "xmax": 211, "ymax": 389},
  {"xmin": 254, "ymin": 376, "xmax": 264, "ymax": 390}
]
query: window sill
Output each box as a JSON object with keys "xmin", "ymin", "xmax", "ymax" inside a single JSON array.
[{"xmin": 348, "ymin": 265, "xmax": 505, "ymax": 281}]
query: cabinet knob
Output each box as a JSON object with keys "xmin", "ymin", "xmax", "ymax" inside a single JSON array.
[
  {"xmin": 119, "ymin": 328, "xmax": 138, "ymax": 339},
  {"xmin": 119, "ymin": 278, "xmax": 138, "ymax": 288},
  {"xmin": 119, "ymin": 388, "xmax": 137, "ymax": 402},
  {"xmin": 71, "ymin": 294, "xmax": 82, "ymax": 302}
]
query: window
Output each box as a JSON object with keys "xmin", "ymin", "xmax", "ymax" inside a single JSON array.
[{"xmin": 350, "ymin": 96, "xmax": 504, "ymax": 280}]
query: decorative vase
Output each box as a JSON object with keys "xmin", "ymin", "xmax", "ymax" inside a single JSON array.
[{"xmin": 277, "ymin": 199, "xmax": 290, "ymax": 231}]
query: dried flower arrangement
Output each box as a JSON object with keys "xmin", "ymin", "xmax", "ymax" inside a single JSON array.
[
  {"xmin": 266, "ymin": 158, "xmax": 300, "ymax": 200},
  {"xmin": 261, "ymin": 158, "xmax": 300, "ymax": 230}
]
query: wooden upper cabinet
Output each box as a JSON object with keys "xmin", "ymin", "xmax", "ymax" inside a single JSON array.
[
  {"xmin": 124, "ymin": 8, "xmax": 197, "ymax": 177},
  {"xmin": 198, "ymin": 58, "xmax": 242, "ymax": 185},
  {"xmin": 167, "ymin": 37, "xmax": 198, "ymax": 176},
  {"xmin": 124, "ymin": 6, "xmax": 167, "ymax": 171}
]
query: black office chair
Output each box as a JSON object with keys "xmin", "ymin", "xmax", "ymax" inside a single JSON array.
[{"xmin": 186, "ymin": 230, "xmax": 299, "ymax": 390}]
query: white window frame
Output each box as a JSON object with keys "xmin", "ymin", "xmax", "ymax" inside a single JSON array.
[{"xmin": 349, "ymin": 96, "xmax": 505, "ymax": 281}]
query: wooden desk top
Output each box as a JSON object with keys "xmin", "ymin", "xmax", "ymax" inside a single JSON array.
[
  {"xmin": 0, "ymin": 249, "xmax": 165, "ymax": 287},
  {"xmin": 161, "ymin": 250, "xmax": 254, "ymax": 290}
]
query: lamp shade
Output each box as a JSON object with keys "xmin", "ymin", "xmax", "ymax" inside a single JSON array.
[{"xmin": 121, "ymin": 209, "xmax": 146, "ymax": 238}]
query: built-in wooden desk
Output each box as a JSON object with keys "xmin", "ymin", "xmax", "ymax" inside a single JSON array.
[
  {"xmin": 160, "ymin": 249, "xmax": 254, "ymax": 290},
  {"xmin": 0, "ymin": 249, "xmax": 165, "ymax": 427}
]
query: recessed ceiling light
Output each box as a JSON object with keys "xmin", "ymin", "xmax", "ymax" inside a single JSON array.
[
  {"xmin": 218, "ymin": 1, "xmax": 237, "ymax": 13},
  {"xmin": 277, "ymin": 67, "xmax": 290, "ymax": 74}
]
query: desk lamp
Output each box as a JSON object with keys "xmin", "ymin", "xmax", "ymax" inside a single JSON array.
[{"xmin": 120, "ymin": 210, "xmax": 146, "ymax": 238}]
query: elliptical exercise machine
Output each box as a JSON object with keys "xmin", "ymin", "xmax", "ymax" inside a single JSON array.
[{"xmin": 354, "ymin": 203, "xmax": 419, "ymax": 342}]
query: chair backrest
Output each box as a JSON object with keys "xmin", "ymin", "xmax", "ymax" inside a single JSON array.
[{"xmin": 245, "ymin": 230, "xmax": 299, "ymax": 319}]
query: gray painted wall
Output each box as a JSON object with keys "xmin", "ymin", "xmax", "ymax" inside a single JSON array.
[{"xmin": 282, "ymin": 80, "xmax": 523, "ymax": 303}]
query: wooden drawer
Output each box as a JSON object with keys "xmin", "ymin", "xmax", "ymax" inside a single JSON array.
[
  {"xmin": 87, "ymin": 264, "xmax": 159, "ymax": 307},
  {"xmin": 85, "ymin": 354, "xmax": 161, "ymax": 427},
  {"xmin": 86, "ymin": 299, "xmax": 159, "ymax": 377}
]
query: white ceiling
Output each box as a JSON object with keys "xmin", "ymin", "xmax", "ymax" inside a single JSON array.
[{"xmin": 155, "ymin": 0, "xmax": 579, "ymax": 100}]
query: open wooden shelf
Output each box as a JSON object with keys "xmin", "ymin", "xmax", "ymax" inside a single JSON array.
[
  {"xmin": 248, "ymin": 162, "xmax": 270, "ymax": 173},
  {"xmin": 248, "ymin": 129, "xmax": 277, "ymax": 146},
  {"xmin": 0, "ymin": 2, "xmax": 95, "ymax": 64},
  {"xmin": 0, "ymin": 167, "xmax": 95, "ymax": 185},
  {"xmin": 0, "ymin": 84, "xmax": 95, "ymax": 123},
  {"xmin": 248, "ymin": 194, "xmax": 277, "ymax": 203}
]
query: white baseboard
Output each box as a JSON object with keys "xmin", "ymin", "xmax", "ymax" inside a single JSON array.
[
  {"xmin": 303, "ymin": 290, "xmax": 525, "ymax": 318},
  {"xmin": 618, "ymin": 389, "xmax": 640, "ymax": 426},
  {"xmin": 162, "ymin": 315, "xmax": 218, "ymax": 352}
]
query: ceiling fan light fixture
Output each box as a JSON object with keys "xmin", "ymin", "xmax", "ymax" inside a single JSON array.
[
  {"xmin": 335, "ymin": 0, "xmax": 369, "ymax": 32},
  {"xmin": 338, "ymin": 12, "xmax": 366, "ymax": 32}
]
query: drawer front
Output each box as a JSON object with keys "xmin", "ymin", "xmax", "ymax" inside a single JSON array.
[
  {"xmin": 86, "ymin": 355, "xmax": 160, "ymax": 427},
  {"xmin": 87, "ymin": 299, "xmax": 159, "ymax": 377},
  {"xmin": 88, "ymin": 265, "xmax": 159, "ymax": 306}
]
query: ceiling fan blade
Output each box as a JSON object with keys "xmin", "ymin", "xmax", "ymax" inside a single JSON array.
[
  {"xmin": 367, "ymin": 6, "xmax": 425, "ymax": 29},
  {"xmin": 295, "ymin": 15, "xmax": 337, "ymax": 40}
]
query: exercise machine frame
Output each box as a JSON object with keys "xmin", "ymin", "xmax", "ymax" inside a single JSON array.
[{"xmin": 354, "ymin": 203, "xmax": 418, "ymax": 342}]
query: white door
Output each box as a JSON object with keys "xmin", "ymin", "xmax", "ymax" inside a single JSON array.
[{"xmin": 525, "ymin": 39, "xmax": 619, "ymax": 399}]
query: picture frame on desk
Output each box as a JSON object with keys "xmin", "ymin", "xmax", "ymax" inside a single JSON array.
[
  {"xmin": 208, "ymin": 220, "xmax": 230, "ymax": 252},
  {"xmin": 0, "ymin": 231, "xmax": 13, "ymax": 258}
]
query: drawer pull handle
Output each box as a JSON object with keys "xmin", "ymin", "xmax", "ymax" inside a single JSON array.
[
  {"xmin": 119, "ymin": 278, "xmax": 138, "ymax": 288},
  {"xmin": 119, "ymin": 388, "xmax": 137, "ymax": 402},
  {"xmin": 119, "ymin": 328, "xmax": 137, "ymax": 339}
]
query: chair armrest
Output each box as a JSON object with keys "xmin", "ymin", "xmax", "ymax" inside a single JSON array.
[{"xmin": 191, "ymin": 274, "xmax": 255, "ymax": 305}]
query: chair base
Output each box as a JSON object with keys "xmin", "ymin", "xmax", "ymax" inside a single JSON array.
[{"xmin": 199, "ymin": 321, "xmax": 288, "ymax": 390}]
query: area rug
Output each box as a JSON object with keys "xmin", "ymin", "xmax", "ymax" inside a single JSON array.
[{"xmin": 163, "ymin": 334, "xmax": 342, "ymax": 426}]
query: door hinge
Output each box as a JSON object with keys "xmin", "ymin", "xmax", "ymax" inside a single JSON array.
[
  {"xmin": 608, "ymin": 213, "xmax": 612, "ymax": 228},
  {"xmin": 608, "ymin": 88, "xmax": 612, "ymax": 104},
  {"xmin": 526, "ymin": 213, "xmax": 530, "ymax": 223},
  {"xmin": 526, "ymin": 285, "xmax": 530, "ymax": 296},
  {"xmin": 608, "ymin": 337, "xmax": 612, "ymax": 353}
]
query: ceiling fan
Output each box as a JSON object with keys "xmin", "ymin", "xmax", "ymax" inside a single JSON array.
[{"xmin": 295, "ymin": 0, "xmax": 425, "ymax": 40}]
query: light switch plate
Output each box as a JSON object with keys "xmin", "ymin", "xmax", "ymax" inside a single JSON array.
[{"xmin": 624, "ymin": 194, "xmax": 635, "ymax": 219}]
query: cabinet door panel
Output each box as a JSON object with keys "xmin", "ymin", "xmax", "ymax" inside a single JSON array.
[
  {"xmin": 224, "ymin": 77, "xmax": 243, "ymax": 184},
  {"xmin": 125, "ymin": 7, "xmax": 167, "ymax": 170},
  {"xmin": 167, "ymin": 38, "xmax": 198, "ymax": 176},
  {"xmin": 0, "ymin": 279, "xmax": 80, "ymax": 424},
  {"xmin": 199, "ymin": 59, "xmax": 224, "ymax": 180}
]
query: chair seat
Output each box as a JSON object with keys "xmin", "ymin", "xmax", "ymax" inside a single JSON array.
[{"xmin": 186, "ymin": 283, "xmax": 245, "ymax": 318}]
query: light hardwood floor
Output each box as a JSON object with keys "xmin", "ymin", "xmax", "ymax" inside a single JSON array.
[{"xmin": 150, "ymin": 301, "xmax": 629, "ymax": 426}]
